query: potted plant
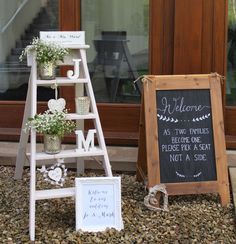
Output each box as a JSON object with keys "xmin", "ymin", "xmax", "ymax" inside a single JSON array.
[
  {"xmin": 19, "ymin": 37, "xmax": 69, "ymax": 80},
  {"xmin": 25, "ymin": 109, "xmax": 76, "ymax": 154}
]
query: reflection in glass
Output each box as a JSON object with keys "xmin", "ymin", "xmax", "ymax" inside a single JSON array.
[
  {"xmin": 81, "ymin": 0, "xmax": 149, "ymax": 103},
  {"xmin": 227, "ymin": 0, "xmax": 236, "ymax": 105},
  {"xmin": 0, "ymin": 0, "xmax": 58, "ymax": 101}
]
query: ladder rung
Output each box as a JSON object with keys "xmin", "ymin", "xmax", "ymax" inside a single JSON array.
[
  {"xmin": 35, "ymin": 187, "xmax": 75, "ymax": 200},
  {"xmin": 66, "ymin": 113, "xmax": 96, "ymax": 120},
  {"xmin": 28, "ymin": 148, "xmax": 105, "ymax": 160},
  {"xmin": 36, "ymin": 77, "xmax": 88, "ymax": 86}
]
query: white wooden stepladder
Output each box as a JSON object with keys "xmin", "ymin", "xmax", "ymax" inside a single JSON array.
[{"xmin": 14, "ymin": 41, "xmax": 112, "ymax": 241}]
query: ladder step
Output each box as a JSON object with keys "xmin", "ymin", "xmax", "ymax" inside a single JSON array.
[
  {"xmin": 66, "ymin": 113, "xmax": 96, "ymax": 120},
  {"xmin": 35, "ymin": 187, "xmax": 75, "ymax": 200},
  {"xmin": 36, "ymin": 77, "xmax": 88, "ymax": 86},
  {"xmin": 28, "ymin": 148, "xmax": 105, "ymax": 160}
]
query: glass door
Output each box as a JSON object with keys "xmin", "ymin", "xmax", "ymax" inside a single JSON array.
[
  {"xmin": 226, "ymin": 0, "xmax": 236, "ymax": 106},
  {"xmin": 0, "ymin": 0, "xmax": 59, "ymax": 139},
  {"xmin": 0, "ymin": 0, "xmax": 58, "ymax": 101},
  {"xmin": 227, "ymin": 0, "xmax": 236, "ymax": 105},
  {"xmin": 226, "ymin": 0, "xmax": 236, "ymax": 148},
  {"xmin": 81, "ymin": 0, "xmax": 149, "ymax": 104}
]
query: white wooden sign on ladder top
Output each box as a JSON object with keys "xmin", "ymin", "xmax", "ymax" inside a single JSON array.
[{"xmin": 14, "ymin": 32, "xmax": 112, "ymax": 241}]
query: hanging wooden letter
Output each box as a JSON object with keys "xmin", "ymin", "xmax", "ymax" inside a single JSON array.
[
  {"xmin": 75, "ymin": 129, "xmax": 96, "ymax": 152},
  {"xmin": 67, "ymin": 59, "xmax": 81, "ymax": 80}
]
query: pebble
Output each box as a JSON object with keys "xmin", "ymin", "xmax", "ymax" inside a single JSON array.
[{"xmin": 0, "ymin": 167, "xmax": 235, "ymax": 243}]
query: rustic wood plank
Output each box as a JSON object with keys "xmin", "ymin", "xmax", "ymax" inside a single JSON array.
[
  {"xmin": 162, "ymin": 0, "xmax": 175, "ymax": 74},
  {"xmin": 209, "ymin": 75, "xmax": 230, "ymax": 206},
  {"xmin": 149, "ymin": 0, "xmax": 164, "ymax": 74},
  {"xmin": 137, "ymin": 95, "xmax": 147, "ymax": 182},
  {"xmin": 212, "ymin": 0, "xmax": 227, "ymax": 76},
  {"xmin": 143, "ymin": 78, "xmax": 160, "ymax": 187},
  {"xmin": 201, "ymin": 0, "xmax": 214, "ymax": 73},
  {"xmin": 174, "ymin": 0, "xmax": 203, "ymax": 74},
  {"xmin": 144, "ymin": 74, "xmax": 211, "ymax": 90},
  {"xmin": 165, "ymin": 182, "xmax": 218, "ymax": 195}
]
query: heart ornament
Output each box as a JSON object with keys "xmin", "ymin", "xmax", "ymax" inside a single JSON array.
[
  {"xmin": 48, "ymin": 98, "xmax": 66, "ymax": 112},
  {"xmin": 37, "ymin": 159, "xmax": 67, "ymax": 186},
  {"xmin": 48, "ymin": 167, "xmax": 62, "ymax": 183}
]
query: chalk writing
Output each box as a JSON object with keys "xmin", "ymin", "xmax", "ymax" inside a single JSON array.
[
  {"xmin": 158, "ymin": 96, "xmax": 210, "ymax": 115},
  {"xmin": 156, "ymin": 90, "xmax": 217, "ymax": 183}
]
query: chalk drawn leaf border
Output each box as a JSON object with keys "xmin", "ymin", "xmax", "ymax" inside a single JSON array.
[{"xmin": 157, "ymin": 113, "xmax": 211, "ymax": 123}]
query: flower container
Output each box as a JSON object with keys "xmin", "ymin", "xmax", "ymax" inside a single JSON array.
[
  {"xmin": 44, "ymin": 134, "xmax": 61, "ymax": 154},
  {"xmin": 39, "ymin": 63, "xmax": 56, "ymax": 80},
  {"xmin": 75, "ymin": 96, "xmax": 90, "ymax": 115}
]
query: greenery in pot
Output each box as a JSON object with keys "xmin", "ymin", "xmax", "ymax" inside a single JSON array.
[
  {"xmin": 19, "ymin": 37, "xmax": 69, "ymax": 68},
  {"xmin": 25, "ymin": 109, "xmax": 76, "ymax": 137}
]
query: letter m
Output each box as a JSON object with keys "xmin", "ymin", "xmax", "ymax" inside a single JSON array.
[{"xmin": 75, "ymin": 129, "xmax": 96, "ymax": 151}]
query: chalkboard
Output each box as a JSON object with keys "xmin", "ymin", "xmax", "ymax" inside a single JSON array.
[
  {"xmin": 137, "ymin": 74, "xmax": 230, "ymax": 206},
  {"xmin": 157, "ymin": 89, "xmax": 216, "ymax": 183},
  {"xmin": 75, "ymin": 177, "xmax": 123, "ymax": 232}
]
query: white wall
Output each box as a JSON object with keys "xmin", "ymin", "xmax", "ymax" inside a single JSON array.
[{"xmin": 0, "ymin": 0, "xmax": 44, "ymax": 63}]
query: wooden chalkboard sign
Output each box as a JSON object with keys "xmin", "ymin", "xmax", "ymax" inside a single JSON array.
[{"xmin": 137, "ymin": 74, "xmax": 230, "ymax": 206}]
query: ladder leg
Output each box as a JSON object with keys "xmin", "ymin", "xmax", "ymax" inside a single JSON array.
[
  {"xmin": 80, "ymin": 49, "xmax": 112, "ymax": 177},
  {"xmin": 29, "ymin": 57, "xmax": 37, "ymax": 241},
  {"xmin": 29, "ymin": 128, "xmax": 36, "ymax": 241},
  {"xmin": 77, "ymin": 159, "xmax": 85, "ymax": 175},
  {"xmin": 75, "ymin": 77, "xmax": 85, "ymax": 175},
  {"xmin": 14, "ymin": 75, "xmax": 32, "ymax": 179},
  {"xmin": 29, "ymin": 193, "xmax": 36, "ymax": 241}
]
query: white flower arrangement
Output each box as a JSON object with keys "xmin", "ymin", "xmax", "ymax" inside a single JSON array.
[
  {"xmin": 19, "ymin": 37, "xmax": 69, "ymax": 67},
  {"xmin": 25, "ymin": 109, "xmax": 76, "ymax": 137}
]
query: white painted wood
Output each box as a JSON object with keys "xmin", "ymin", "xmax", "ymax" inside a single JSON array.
[
  {"xmin": 80, "ymin": 49, "xmax": 112, "ymax": 177},
  {"xmin": 28, "ymin": 147, "xmax": 104, "ymax": 160},
  {"xmin": 40, "ymin": 31, "xmax": 85, "ymax": 45},
  {"xmin": 67, "ymin": 59, "xmax": 81, "ymax": 80},
  {"xmin": 16, "ymin": 42, "xmax": 112, "ymax": 241},
  {"xmin": 75, "ymin": 55, "xmax": 85, "ymax": 175},
  {"xmin": 35, "ymin": 187, "xmax": 75, "ymax": 200},
  {"xmin": 36, "ymin": 77, "xmax": 88, "ymax": 85},
  {"xmin": 29, "ymin": 54, "xmax": 37, "ymax": 242},
  {"xmin": 66, "ymin": 113, "xmax": 96, "ymax": 120},
  {"xmin": 14, "ymin": 74, "xmax": 32, "ymax": 179},
  {"xmin": 75, "ymin": 129, "xmax": 96, "ymax": 152}
]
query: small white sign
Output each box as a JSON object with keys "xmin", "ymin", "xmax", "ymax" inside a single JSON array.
[
  {"xmin": 75, "ymin": 177, "xmax": 123, "ymax": 232},
  {"xmin": 40, "ymin": 31, "xmax": 85, "ymax": 45}
]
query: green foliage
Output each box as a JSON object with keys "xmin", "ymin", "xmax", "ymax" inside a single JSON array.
[
  {"xmin": 25, "ymin": 110, "xmax": 76, "ymax": 137},
  {"xmin": 19, "ymin": 37, "xmax": 69, "ymax": 66}
]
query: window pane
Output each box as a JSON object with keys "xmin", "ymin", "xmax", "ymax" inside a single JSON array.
[
  {"xmin": 81, "ymin": 0, "xmax": 149, "ymax": 103},
  {"xmin": 227, "ymin": 0, "xmax": 236, "ymax": 106},
  {"xmin": 0, "ymin": 0, "xmax": 58, "ymax": 101}
]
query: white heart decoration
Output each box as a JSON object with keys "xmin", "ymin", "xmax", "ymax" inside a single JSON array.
[
  {"xmin": 48, "ymin": 167, "xmax": 62, "ymax": 182},
  {"xmin": 48, "ymin": 98, "xmax": 66, "ymax": 112}
]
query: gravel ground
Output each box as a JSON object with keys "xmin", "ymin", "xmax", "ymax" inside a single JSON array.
[{"xmin": 0, "ymin": 166, "xmax": 235, "ymax": 243}]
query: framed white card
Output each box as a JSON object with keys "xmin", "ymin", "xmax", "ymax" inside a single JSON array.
[{"xmin": 75, "ymin": 177, "xmax": 123, "ymax": 232}]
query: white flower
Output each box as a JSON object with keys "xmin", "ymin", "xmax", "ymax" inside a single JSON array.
[
  {"xmin": 19, "ymin": 37, "xmax": 69, "ymax": 65},
  {"xmin": 25, "ymin": 109, "xmax": 76, "ymax": 137}
]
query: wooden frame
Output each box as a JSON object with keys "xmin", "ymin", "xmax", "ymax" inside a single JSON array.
[
  {"xmin": 137, "ymin": 73, "xmax": 230, "ymax": 206},
  {"xmin": 75, "ymin": 177, "xmax": 123, "ymax": 232}
]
